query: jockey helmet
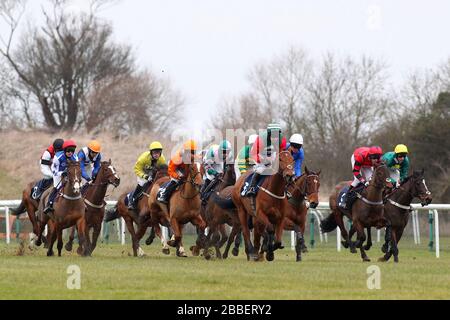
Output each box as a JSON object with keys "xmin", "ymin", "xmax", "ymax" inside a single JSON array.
[
  {"xmin": 88, "ymin": 140, "xmax": 101, "ymax": 153},
  {"xmin": 63, "ymin": 140, "xmax": 77, "ymax": 152},
  {"xmin": 368, "ymin": 146, "xmax": 383, "ymax": 159},
  {"xmin": 149, "ymin": 141, "xmax": 163, "ymax": 151},
  {"xmin": 248, "ymin": 134, "xmax": 258, "ymax": 145},
  {"xmin": 183, "ymin": 140, "xmax": 198, "ymax": 152},
  {"xmin": 289, "ymin": 134, "xmax": 304, "ymax": 146},
  {"xmin": 53, "ymin": 138, "xmax": 64, "ymax": 152},
  {"xmin": 394, "ymin": 144, "xmax": 408, "ymax": 155},
  {"xmin": 219, "ymin": 140, "xmax": 232, "ymax": 152}
]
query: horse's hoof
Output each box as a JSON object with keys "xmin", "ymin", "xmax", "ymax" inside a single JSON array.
[
  {"xmin": 362, "ymin": 257, "xmax": 371, "ymax": 262},
  {"xmin": 222, "ymin": 253, "xmax": 228, "ymax": 259},
  {"xmin": 162, "ymin": 248, "xmax": 170, "ymax": 255},
  {"xmin": 381, "ymin": 244, "xmax": 388, "ymax": 253},
  {"xmin": 266, "ymin": 251, "xmax": 274, "ymax": 262},
  {"xmin": 394, "ymin": 256, "xmax": 399, "ymax": 263},
  {"xmin": 65, "ymin": 243, "xmax": 73, "ymax": 252},
  {"xmin": 177, "ymin": 251, "xmax": 188, "ymax": 258},
  {"xmin": 232, "ymin": 247, "xmax": 239, "ymax": 257},
  {"xmin": 137, "ymin": 247, "xmax": 146, "ymax": 257},
  {"xmin": 145, "ymin": 237, "xmax": 154, "ymax": 246},
  {"xmin": 341, "ymin": 241, "xmax": 349, "ymax": 249},
  {"xmin": 167, "ymin": 240, "xmax": 176, "ymax": 248},
  {"xmin": 76, "ymin": 247, "xmax": 83, "ymax": 256},
  {"xmin": 204, "ymin": 252, "xmax": 211, "ymax": 260},
  {"xmin": 363, "ymin": 245, "xmax": 372, "ymax": 251},
  {"xmin": 190, "ymin": 245, "xmax": 200, "ymax": 256},
  {"xmin": 296, "ymin": 255, "xmax": 302, "ymax": 262},
  {"xmin": 47, "ymin": 251, "xmax": 54, "ymax": 257},
  {"xmin": 378, "ymin": 257, "xmax": 387, "ymax": 262},
  {"xmin": 249, "ymin": 253, "xmax": 259, "ymax": 261}
]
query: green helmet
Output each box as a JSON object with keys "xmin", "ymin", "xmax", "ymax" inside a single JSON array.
[{"xmin": 219, "ymin": 140, "xmax": 232, "ymax": 152}]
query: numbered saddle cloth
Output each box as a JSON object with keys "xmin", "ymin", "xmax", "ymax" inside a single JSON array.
[{"xmin": 240, "ymin": 173, "xmax": 267, "ymax": 196}]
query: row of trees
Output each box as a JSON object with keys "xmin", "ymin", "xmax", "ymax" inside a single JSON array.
[
  {"xmin": 0, "ymin": 0, "xmax": 183, "ymax": 135},
  {"xmin": 214, "ymin": 47, "xmax": 450, "ymax": 202}
]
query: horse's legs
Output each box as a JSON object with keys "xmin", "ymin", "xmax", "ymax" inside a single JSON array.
[
  {"xmin": 57, "ymin": 227, "xmax": 63, "ymax": 257},
  {"xmin": 294, "ymin": 224, "xmax": 305, "ymax": 262},
  {"xmin": 65, "ymin": 226, "xmax": 76, "ymax": 252},
  {"xmin": 299, "ymin": 214, "xmax": 308, "ymax": 253},
  {"xmin": 190, "ymin": 214, "xmax": 207, "ymax": 250},
  {"xmin": 232, "ymin": 230, "xmax": 242, "ymax": 256},
  {"xmin": 364, "ymin": 227, "xmax": 373, "ymax": 251},
  {"xmin": 253, "ymin": 222, "xmax": 264, "ymax": 261},
  {"xmin": 223, "ymin": 225, "xmax": 239, "ymax": 259},
  {"xmin": 169, "ymin": 217, "xmax": 186, "ymax": 257},
  {"xmin": 76, "ymin": 218, "xmax": 89, "ymax": 257},
  {"xmin": 124, "ymin": 216, "xmax": 140, "ymax": 257},
  {"xmin": 354, "ymin": 221, "xmax": 370, "ymax": 262},
  {"xmin": 334, "ymin": 210, "xmax": 350, "ymax": 248},
  {"xmin": 46, "ymin": 223, "xmax": 57, "ymax": 257},
  {"xmin": 392, "ymin": 228, "xmax": 402, "ymax": 263},
  {"xmin": 348, "ymin": 225, "xmax": 358, "ymax": 254},
  {"xmin": 89, "ymin": 223, "xmax": 102, "ymax": 255},
  {"xmin": 236, "ymin": 205, "xmax": 257, "ymax": 261},
  {"xmin": 35, "ymin": 214, "xmax": 50, "ymax": 247},
  {"xmin": 215, "ymin": 224, "xmax": 228, "ymax": 259},
  {"xmin": 145, "ymin": 226, "xmax": 156, "ymax": 246}
]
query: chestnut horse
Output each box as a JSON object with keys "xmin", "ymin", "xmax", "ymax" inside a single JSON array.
[
  {"xmin": 231, "ymin": 151, "xmax": 295, "ymax": 261},
  {"xmin": 36, "ymin": 161, "xmax": 88, "ymax": 256},
  {"xmin": 103, "ymin": 165, "xmax": 168, "ymax": 257},
  {"xmin": 144, "ymin": 162, "xmax": 206, "ymax": 257},
  {"xmin": 282, "ymin": 167, "xmax": 321, "ymax": 262},
  {"xmin": 64, "ymin": 160, "xmax": 120, "ymax": 255},
  {"xmin": 379, "ymin": 170, "xmax": 432, "ymax": 263},
  {"xmin": 323, "ymin": 163, "xmax": 392, "ymax": 261}
]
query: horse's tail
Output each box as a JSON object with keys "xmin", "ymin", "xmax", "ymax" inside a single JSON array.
[
  {"xmin": 320, "ymin": 213, "xmax": 338, "ymax": 233},
  {"xmin": 10, "ymin": 198, "xmax": 26, "ymax": 216},
  {"xmin": 104, "ymin": 205, "xmax": 119, "ymax": 222},
  {"xmin": 211, "ymin": 193, "xmax": 236, "ymax": 210}
]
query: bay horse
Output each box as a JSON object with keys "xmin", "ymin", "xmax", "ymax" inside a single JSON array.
[
  {"xmin": 144, "ymin": 162, "xmax": 206, "ymax": 257},
  {"xmin": 11, "ymin": 181, "xmax": 49, "ymax": 246},
  {"xmin": 282, "ymin": 167, "xmax": 321, "ymax": 262},
  {"xmin": 379, "ymin": 170, "xmax": 432, "ymax": 262},
  {"xmin": 36, "ymin": 161, "xmax": 88, "ymax": 256},
  {"xmin": 103, "ymin": 164, "xmax": 169, "ymax": 257},
  {"xmin": 231, "ymin": 151, "xmax": 295, "ymax": 261},
  {"xmin": 64, "ymin": 160, "xmax": 120, "ymax": 255},
  {"xmin": 196, "ymin": 163, "xmax": 236, "ymax": 260},
  {"xmin": 323, "ymin": 163, "xmax": 392, "ymax": 261}
]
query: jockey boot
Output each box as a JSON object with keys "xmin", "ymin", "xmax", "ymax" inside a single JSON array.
[
  {"xmin": 32, "ymin": 178, "xmax": 52, "ymax": 200},
  {"xmin": 128, "ymin": 184, "xmax": 144, "ymax": 211},
  {"xmin": 246, "ymin": 173, "xmax": 260, "ymax": 197},
  {"xmin": 201, "ymin": 178, "xmax": 219, "ymax": 205},
  {"xmin": 200, "ymin": 179, "xmax": 211, "ymax": 201},
  {"xmin": 157, "ymin": 180, "xmax": 179, "ymax": 204},
  {"xmin": 43, "ymin": 188, "xmax": 58, "ymax": 214}
]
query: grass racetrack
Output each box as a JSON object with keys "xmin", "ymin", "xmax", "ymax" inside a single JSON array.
[{"xmin": 0, "ymin": 235, "xmax": 449, "ymax": 300}]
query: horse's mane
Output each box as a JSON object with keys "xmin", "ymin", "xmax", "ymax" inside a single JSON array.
[{"xmin": 400, "ymin": 170, "xmax": 424, "ymax": 186}]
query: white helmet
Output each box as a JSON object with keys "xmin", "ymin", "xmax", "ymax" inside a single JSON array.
[
  {"xmin": 248, "ymin": 134, "xmax": 258, "ymax": 145},
  {"xmin": 289, "ymin": 134, "xmax": 304, "ymax": 145}
]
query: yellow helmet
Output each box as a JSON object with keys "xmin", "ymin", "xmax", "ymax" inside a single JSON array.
[
  {"xmin": 183, "ymin": 140, "xmax": 198, "ymax": 151},
  {"xmin": 88, "ymin": 140, "xmax": 101, "ymax": 153},
  {"xmin": 394, "ymin": 144, "xmax": 408, "ymax": 154},
  {"xmin": 149, "ymin": 141, "xmax": 163, "ymax": 151}
]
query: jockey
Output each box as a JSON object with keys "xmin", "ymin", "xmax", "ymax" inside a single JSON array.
[
  {"xmin": 128, "ymin": 141, "xmax": 166, "ymax": 210},
  {"xmin": 43, "ymin": 140, "xmax": 78, "ymax": 214},
  {"xmin": 235, "ymin": 134, "xmax": 258, "ymax": 177},
  {"xmin": 157, "ymin": 140, "xmax": 198, "ymax": 204},
  {"xmin": 78, "ymin": 140, "xmax": 102, "ymax": 193},
  {"xmin": 31, "ymin": 138, "xmax": 64, "ymax": 200},
  {"xmin": 350, "ymin": 146, "xmax": 383, "ymax": 190},
  {"xmin": 200, "ymin": 140, "xmax": 234, "ymax": 203},
  {"xmin": 286, "ymin": 133, "xmax": 305, "ymax": 178},
  {"xmin": 246, "ymin": 123, "xmax": 287, "ymax": 196},
  {"xmin": 382, "ymin": 144, "xmax": 410, "ymax": 187}
]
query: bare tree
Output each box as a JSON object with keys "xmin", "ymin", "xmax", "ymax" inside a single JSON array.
[{"xmin": 0, "ymin": 0, "xmax": 134, "ymax": 131}]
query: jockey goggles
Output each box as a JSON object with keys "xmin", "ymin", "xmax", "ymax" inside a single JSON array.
[
  {"xmin": 368, "ymin": 154, "xmax": 381, "ymax": 160},
  {"xmin": 65, "ymin": 147, "xmax": 76, "ymax": 153},
  {"xmin": 290, "ymin": 143, "xmax": 302, "ymax": 149},
  {"xmin": 396, "ymin": 153, "xmax": 407, "ymax": 158}
]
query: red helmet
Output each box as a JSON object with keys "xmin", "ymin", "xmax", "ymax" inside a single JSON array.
[
  {"xmin": 368, "ymin": 146, "xmax": 382, "ymax": 158},
  {"xmin": 63, "ymin": 140, "xmax": 77, "ymax": 150}
]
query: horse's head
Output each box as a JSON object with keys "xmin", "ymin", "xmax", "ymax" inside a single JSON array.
[
  {"xmin": 279, "ymin": 151, "xmax": 295, "ymax": 183},
  {"xmin": 155, "ymin": 164, "xmax": 169, "ymax": 180},
  {"xmin": 223, "ymin": 163, "xmax": 236, "ymax": 185},
  {"xmin": 371, "ymin": 163, "xmax": 392, "ymax": 189},
  {"xmin": 303, "ymin": 167, "xmax": 321, "ymax": 208},
  {"xmin": 408, "ymin": 169, "xmax": 433, "ymax": 206},
  {"xmin": 188, "ymin": 162, "xmax": 203, "ymax": 192},
  {"xmin": 66, "ymin": 160, "xmax": 81, "ymax": 195},
  {"xmin": 98, "ymin": 160, "xmax": 120, "ymax": 188}
]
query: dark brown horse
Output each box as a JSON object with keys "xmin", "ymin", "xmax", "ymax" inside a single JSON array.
[
  {"xmin": 36, "ymin": 161, "xmax": 88, "ymax": 256},
  {"xmin": 64, "ymin": 160, "xmax": 120, "ymax": 255},
  {"xmin": 283, "ymin": 167, "xmax": 321, "ymax": 262},
  {"xmin": 145, "ymin": 162, "xmax": 206, "ymax": 257},
  {"xmin": 103, "ymin": 165, "xmax": 168, "ymax": 257},
  {"xmin": 323, "ymin": 163, "xmax": 392, "ymax": 261},
  {"xmin": 379, "ymin": 170, "xmax": 432, "ymax": 262},
  {"xmin": 196, "ymin": 163, "xmax": 236, "ymax": 260},
  {"xmin": 231, "ymin": 151, "xmax": 295, "ymax": 261}
]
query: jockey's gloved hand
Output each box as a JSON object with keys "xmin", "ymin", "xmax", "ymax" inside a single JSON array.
[
  {"xmin": 143, "ymin": 174, "xmax": 149, "ymax": 180},
  {"xmin": 364, "ymin": 181, "xmax": 370, "ymax": 187},
  {"xmin": 62, "ymin": 171, "xmax": 68, "ymax": 178}
]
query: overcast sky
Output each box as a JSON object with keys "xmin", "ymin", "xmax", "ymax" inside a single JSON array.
[{"xmin": 13, "ymin": 0, "xmax": 450, "ymax": 134}]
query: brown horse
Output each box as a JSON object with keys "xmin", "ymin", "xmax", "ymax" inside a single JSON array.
[
  {"xmin": 196, "ymin": 163, "xmax": 237, "ymax": 260},
  {"xmin": 144, "ymin": 162, "xmax": 206, "ymax": 257},
  {"xmin": 11, "ymin": 181, "xmax": 49, "ymax": 246},
  {"xmin": 103, "ymin": 165, "xmax": 168, "ymax": 257},
  {"xmin": 323, "ymin": 163, "xmax": 392, "ymax": 261},
  {"xmin": 283, "ymin": 167, "xmax": 321, "ymax": 262},
  {"xmin": 64, "ymin": 160, "xmax": 120, "ymax": 255},
  {"xmin": 379, "ymin": 170, "xmax": 432, "ymax": 263},
  {"xmin": 36, "ymin": 161, "xmax": 88, "ymax": 256},
  {"xmin": 231, "ymin": 151, "xmax": 295, "ymax": 261}
]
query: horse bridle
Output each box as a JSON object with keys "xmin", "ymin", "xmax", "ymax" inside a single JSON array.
[
  {"xmin": 289, "ymin": 173, "xmax": 320, "ymax": 199},
  {"xmin": 180, "ymin": 165, "xmax": 202, "ymax": 200},
  {"xmin": 387, "ymin": 176, "xmax": 431, "ymax": 206}
]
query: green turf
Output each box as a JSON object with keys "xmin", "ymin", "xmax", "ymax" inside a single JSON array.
[{"xmin": 0, "ymin": 235, "xmax": 449, "ymax": 300}]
